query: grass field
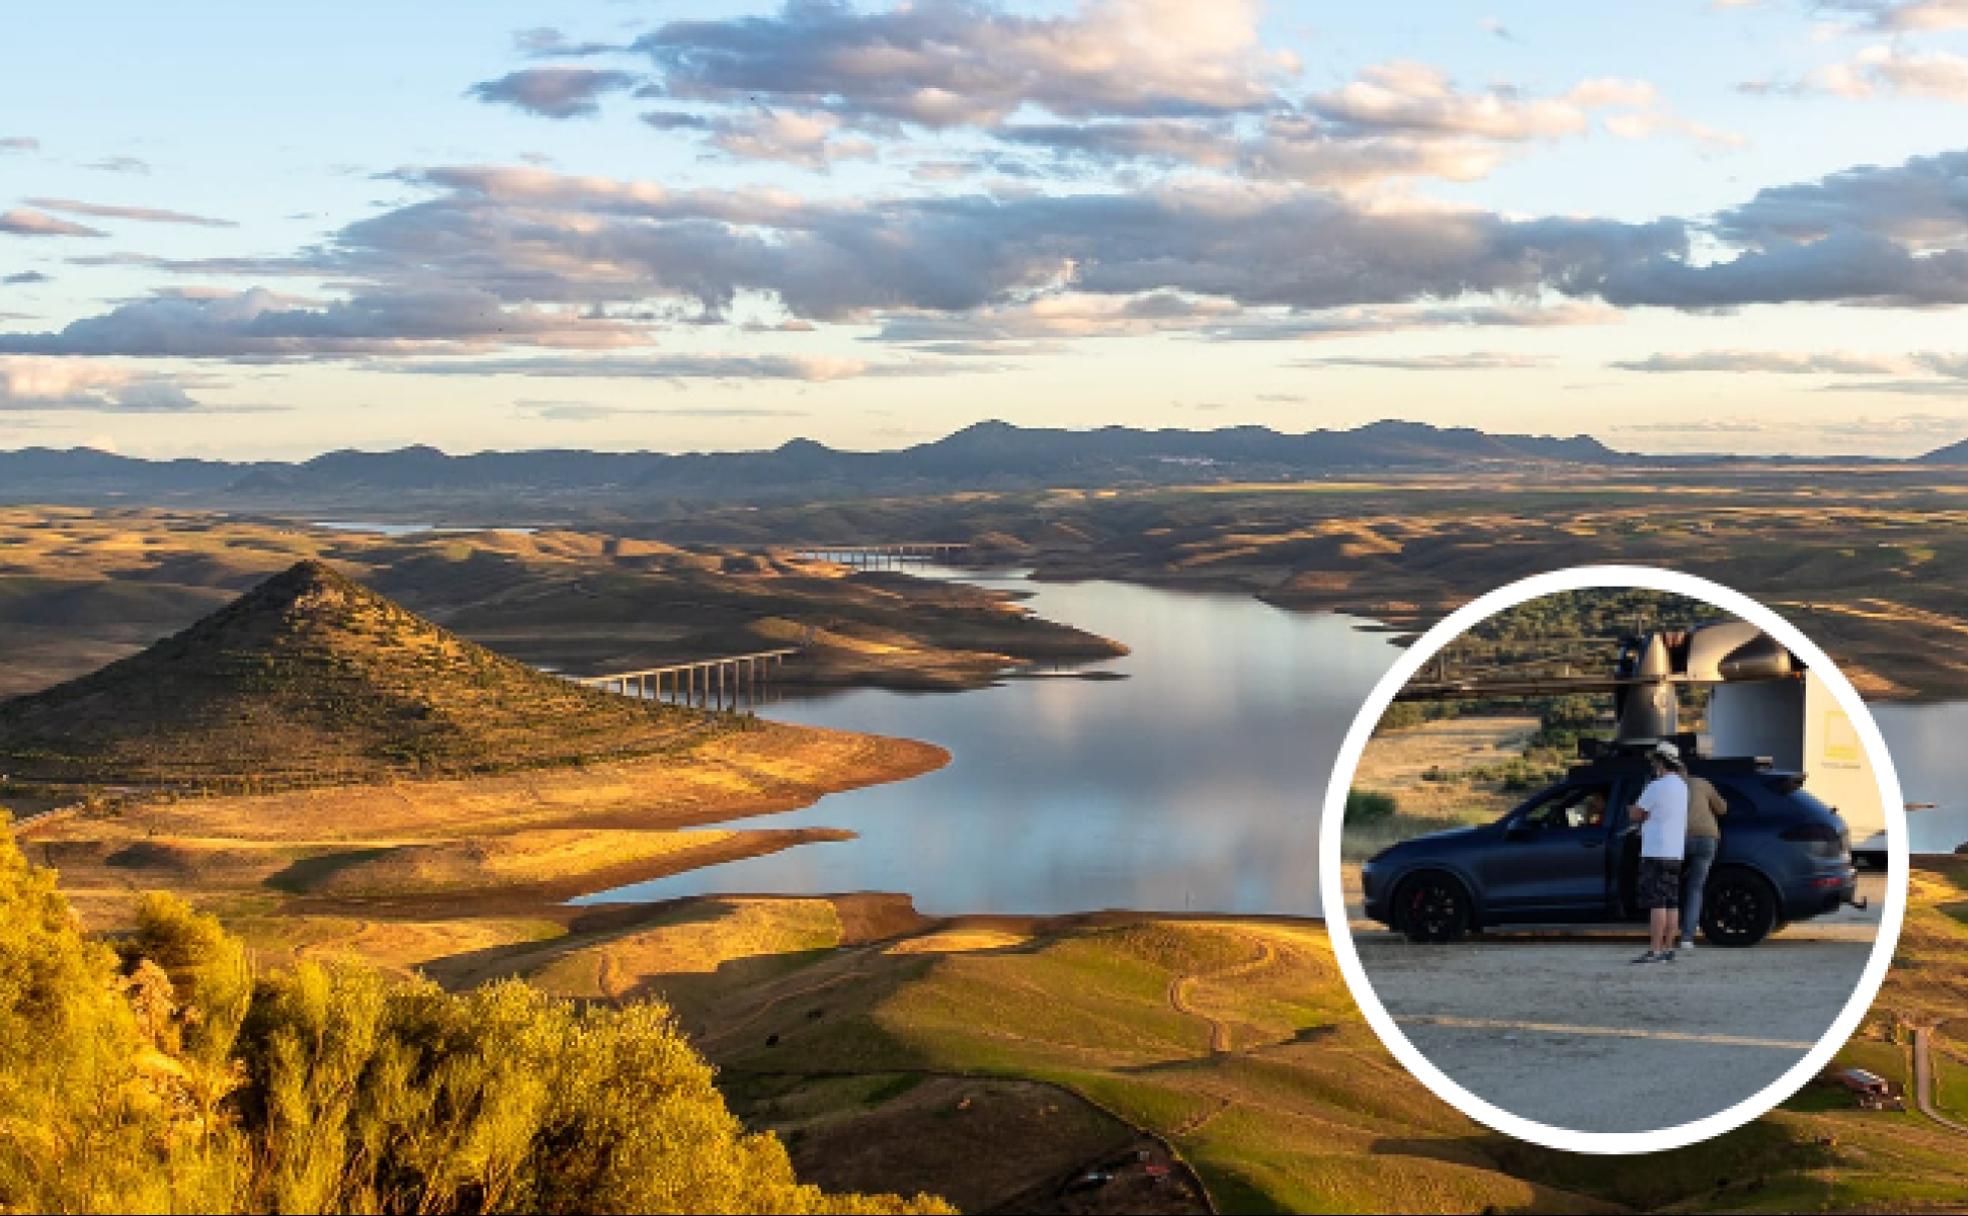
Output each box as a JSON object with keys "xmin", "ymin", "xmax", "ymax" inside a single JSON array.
[
  {"xmin": 639, "ymin": 469, "xmax": 1968, "ymax": 700},
  {"xmin": 18, "ymin": 797, "xmax": 1968, "ymax": 1211},
  {"xmin": 14, "ymin": 719, "xmax": 947, "ymax": 934},
  {"xmin": 334, "ymin": 854, "xmax": 1959, "ymax": 1214},
  {"xmin": 0, "ymin": 507, "xmax": 1122, "ymax": 702},
  {"xmin": 1342, "ymin": 715, "xmax": 1533, "ymax": 860}
]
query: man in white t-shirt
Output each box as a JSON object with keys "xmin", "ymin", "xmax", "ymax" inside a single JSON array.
[{"xmin": 1627, "ymin": 740, "xmax": 1690, "ymax": 964}]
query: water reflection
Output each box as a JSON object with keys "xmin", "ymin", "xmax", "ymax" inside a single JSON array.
[
  {"xmin": 579, "ymin": 569, "xmax": 1398, "ymax": 915},
  {"xmin": 576, "ymin": 569, "xmax": 1967, "ymax": 914}
]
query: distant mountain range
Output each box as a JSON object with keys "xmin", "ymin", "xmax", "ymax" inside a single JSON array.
[{"xmin": 0, "ymin": 419, "xmax": 1955, "ymax": 518}]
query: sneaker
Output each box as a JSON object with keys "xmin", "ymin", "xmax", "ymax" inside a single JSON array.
[
  {"xmin": 1631, "ymin": 950, "xmax": 1661, "ymax": 964},
  {"xmin": 1679, "ymin": 939, "xmax": 1696, "ymax": 952},
  {"xmin": 1660, "ymin": 950, "xmax": 1676, "ymax": 963}
]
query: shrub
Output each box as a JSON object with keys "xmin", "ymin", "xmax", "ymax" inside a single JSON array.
[
  {"xmin": 0, "ymin": 822, "xmax": 950, "ymax": 1215},
  {"xmin": 1346, "ymin": 789, "xmax": 1399, "ymax": 824}
]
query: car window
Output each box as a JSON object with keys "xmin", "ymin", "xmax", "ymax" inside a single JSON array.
[{"xmin": 1521, "ymin": 783, "xmax": 1612, "ymax": 831}]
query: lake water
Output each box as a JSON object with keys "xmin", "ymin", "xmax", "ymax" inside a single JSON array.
[
  {"xmin": 578, "ymin": 569, "xmax": 1968, "ymax": 915},
  {"xmin": 310, "ymin": 520, "xmax": 541, "ymax": 536},
  {"xmin": 580, "ymin": 569, "xmax": 1398, "ymax": 915}
]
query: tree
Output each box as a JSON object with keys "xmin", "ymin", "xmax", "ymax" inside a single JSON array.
[{"xmin": 0, "ymin": 821, "xmax": 949, "ymax": 1215}]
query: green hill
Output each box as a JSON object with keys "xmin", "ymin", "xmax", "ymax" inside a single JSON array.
[{"xmin": 0, "ymin": 559, "xmax": 718, "ymax": 786}]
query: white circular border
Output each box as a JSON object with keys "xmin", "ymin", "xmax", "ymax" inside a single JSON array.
[{"xmin": 1318, "ymin": 564, "xmax": 1909, "ymax": 1155}]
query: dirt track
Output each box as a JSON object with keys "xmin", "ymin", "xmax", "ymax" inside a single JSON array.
[{"xmin": 1350, "ymin": 872, "xmax": 1884, "ymax": 1133}]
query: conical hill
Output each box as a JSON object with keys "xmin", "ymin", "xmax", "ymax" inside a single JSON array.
[{"xmin": 0, "ymin": 560, "xmax": 715, "ymax": 786}]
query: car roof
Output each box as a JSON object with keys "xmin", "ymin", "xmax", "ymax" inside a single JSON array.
[{"xmin": 1561, "ymin": 755, "xmax": 1799, "ymax": 783}]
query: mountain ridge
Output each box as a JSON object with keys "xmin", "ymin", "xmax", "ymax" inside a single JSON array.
[
  {"xmin": 1, "ymin": 419, "xmax": 1954, "ymax": 515},
  {"xmin": 0, "ymin": 419, "xmax": 1628, "ymax": 510}
]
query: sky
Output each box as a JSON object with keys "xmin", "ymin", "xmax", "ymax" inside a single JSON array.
[{"xmin": 3, "ymin": 0, "xmax": 1968, "ymax": 460}]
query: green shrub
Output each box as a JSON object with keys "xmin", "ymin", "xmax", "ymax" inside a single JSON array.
[
  {"xmin": 0, "ymin": 821, "xmax": 950, "ymax": 1215},
  {"xmin": 1345, "ymin": 789, "xmax": 1399, "ymax": 823}
]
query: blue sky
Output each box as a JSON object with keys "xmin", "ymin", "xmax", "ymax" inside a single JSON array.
[{"xmin": 4, "ymin": 0, "xmax": 1968, "ymax": 458}]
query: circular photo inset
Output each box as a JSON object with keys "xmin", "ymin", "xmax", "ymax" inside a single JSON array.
[{"xmin": 1319, "ymin": 565, "xmax": 1907, "ymax": 1154}]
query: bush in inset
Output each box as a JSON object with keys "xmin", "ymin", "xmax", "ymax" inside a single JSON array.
[{"xmin": 1346, "ymin": 789, "xmax": 1399, "ymax": 824}]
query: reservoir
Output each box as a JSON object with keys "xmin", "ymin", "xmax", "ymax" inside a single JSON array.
[
  {"xmin": 580, "ymin": 569, "xmax": 1965, "ymax": 915},
  {"xmin": 582, "ymin": 568, "xmax": 1396, "ymax": 915}
]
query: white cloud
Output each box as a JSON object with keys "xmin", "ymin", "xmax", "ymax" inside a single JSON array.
[
  {"xmin": 705, "ymin": 108, "xmax": 879, "ymax": 169},
  {"xmin": 0, "ymin": 357, "xmax": 206, "ymax": 411},
  {"xmin": 1823, "ymin": 0, "xmax": 1968, "ymax": 32},
  {"xmin": 0, "ymin": 208, "xmax": 106, "ymax": 238},
  {"xmin": 468, "ymin": 67, "xmax": 640, "ymax": 118},
  {"xmin": 22, "ymin": 197, "xmax": 236, "ymax": 228},
  {"xmin": 635, "ymin": 0, "xmax": 1290, "ymax": 128},
  {"xmin": 1611, "ymin": 350, "xmax": 1913, "ymax": 373},
  {"xmin": 1299, "ymin": 352, "xmax": 1553, "ymax": 370},
  {"xmin": 1799, "ymin": 44, "xmax": 1968, "ymax": 102}
]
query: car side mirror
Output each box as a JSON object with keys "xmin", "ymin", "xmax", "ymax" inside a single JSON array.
[{"xmin": 1505, "ymin": 824, "xmax": 1534, "ymax": 842}]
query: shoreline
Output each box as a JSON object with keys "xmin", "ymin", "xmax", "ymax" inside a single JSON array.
[{"xmin": 16, "ymin": 720, "xmax": 951, "ymax": 931}]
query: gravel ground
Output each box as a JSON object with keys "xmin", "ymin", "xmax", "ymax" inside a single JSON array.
[{"xmin": 1349, "ymin": 871, "xmax": 1885, "ymax": 1133}]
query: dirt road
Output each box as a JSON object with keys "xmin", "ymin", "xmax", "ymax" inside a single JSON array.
[
  {"xmin": 1350, "ymin": 872, "xmax": 1883, "ymax": 1133},
  {"xmin": 1913, "ymin": 1025, "xmax": 1968, "ymax": 1135}
]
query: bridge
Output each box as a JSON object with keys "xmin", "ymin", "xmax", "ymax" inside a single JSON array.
[
  {"xmin": 792, "ymin": 542, "xmax": 968, "ymax": 569},
  {"xmin": 574, "ymin": 648, "xmax": 798, "ymax": 710}
]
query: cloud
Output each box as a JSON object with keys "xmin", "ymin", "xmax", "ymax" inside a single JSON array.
[
  {"xmin": 1298, "ymin": 352, "xmax": 1553, "ymax": 370},
  {"xmin": 1601, "ymin": 149, "xmax": 1968, "ymax": 307},
  {"xmin": 1602, "ymin": 110, "xmax": 1748, "ymax": 147},
  {"xmin": 0, "ymin": 357, "xmax": 206, "ymax": 412},
  {"xmin": 0, "ymin": 208, "xmax": 106, "ymax": 238},
  {"xmin": 515, "ymin": 399, "xmax": 807, "ymax": 421},
  {"xmin": 0, "ymin": 286, "xmax": 649, "ymax": 359},
  {"xmin": 1599, "ymin": 350, "xmax": 1968, "ymax": 395},
  {"xmin": 512, "ymin": 26, "xmax": 620, "ymax": 57},
  {"xmin": 468, "ymin": 67, "xmax": 640, "ymax": 118},
  {"xmin": 639, "ymin": 110, "xmax": 709, "ymax": 131},
  {"xmin": 633, "ymin": 0, "xmax": 1290, "ymax": 128},
  {"xmin": 1003, "ymin": 113, "xmax": 1513, "ymax": 187},
  {"xmin": 1821, "ymin": 0, "xmax": 1968, "ymax": 31},
  {"xmin": 2, "ymin": 271, "xmax": 51, "ymax": 285},
  {"xmin": 1710, "ymin": 149, "xmax": 1968, "ymax": 248},
  {"xmin": 22, "ymin": 141, "xmax": 1968, "ymax": 371},
  {"xmin": 1305, "ymin": 62, "xmax": 1651, "ymax": 140},
  {"xmin": 1612, "ymin": 350, "xmax": 1913, "ymax": 373},
  {"xmin": 1788, "ymin": 44, "xmax": 1968, "ymax": 102},
  {"xmin": 0, "ymin": 137, "xmax": 37, "ymax": 152},
  {"xmin": 702, "ymin": 108, "xmax": 879, "ymax": 168},
  {"xmin": 23, "ymin": 197, "xmax": 236, "ymax": 228},
  {"xmin": 988, "ymin": 62, "xmax": 1721, "ymax": 185},
  {"xmin": 1822, "ymin": 378, "xmax": 1968, "ymax": 395},
  {"xmin": 1199, "ymin": 299, "xmax": 1622, "ymax": 341},
  {"xmin": 314, "ymin": 169, "xmax": 1686, "ymax": 321},
  {"xmin": 84, "ymin": 156, "xmax": 149, "ymax": 174},
  {"xmin": 395, "ymin": 353, "xmax": 965, "ymax": 380},
  {"xmin": 873, "ymin": 289, "xmax": 1240, "ymax": 351},
  {"xmin": 1610, "ymin": 416, "xmax": 1775, "ymax": 434}
]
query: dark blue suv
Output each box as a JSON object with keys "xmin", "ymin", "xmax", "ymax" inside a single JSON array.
[{"xmin": 1360, "ymin": 755, "xmax": 1859, "ymax": 946}]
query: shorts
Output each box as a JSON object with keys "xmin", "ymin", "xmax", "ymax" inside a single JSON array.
[{"xmin": 1638, "ymin": 858, "xmax": 1683, "ymax": 910}]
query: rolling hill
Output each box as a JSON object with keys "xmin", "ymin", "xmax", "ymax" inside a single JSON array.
[{"xmin": 0, "ymin": 559, "xmax": 718, "ymax": 786}]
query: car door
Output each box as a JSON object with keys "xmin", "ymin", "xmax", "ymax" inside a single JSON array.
[{"xmin": 1478, "ymin": 781, "xmax": 1618, "ymax": 917}]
